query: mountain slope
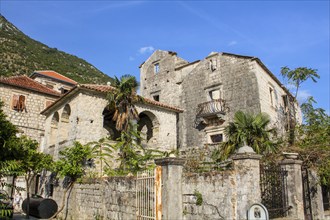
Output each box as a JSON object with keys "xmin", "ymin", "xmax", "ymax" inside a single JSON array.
[{"xmin": 0, "ymin": 15, "xmax": 113, "ymax": 84}]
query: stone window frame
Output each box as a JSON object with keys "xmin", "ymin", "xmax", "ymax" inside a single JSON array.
[
  {"xmin": 152, "ymin": 59, "xmax": 161, "ymax": 74},
  {"xmin": 150, "ymin": 90, "xmax": 161, "ymax": 102},
  {"xmin": 61, "ymin": 104, "xmax": 71, "ymax": 123},
  {"xmin": 204, "ymin": 83, "xmax": 223, "ymax": 101},
  {"xmin": 205, "ymin": 126, "xmax": 225, "ymax": 144},
  {"xmin": 11, "ymin": 91, "xmax": 28, "ymax": 112},
  {"xmin": 268, "ymin": 83, "xmax": 276, "ymax": 109}
]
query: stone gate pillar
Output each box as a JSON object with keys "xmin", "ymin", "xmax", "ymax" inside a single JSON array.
[
  {"xmin": 279, "ymin": 154, "xmax": 304, "ymax": 219},
  {"xmin": 155, "ymin": 157, "xmax": 185, "ymax": 220},
  {"xmin": 232, "ymin": 146, "xmax": 262, "ymax": 220}
]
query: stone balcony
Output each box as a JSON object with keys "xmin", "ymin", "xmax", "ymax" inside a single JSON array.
[{"xmin": 195, "ymin": 99, "xmax": 226, "ymax": 125}]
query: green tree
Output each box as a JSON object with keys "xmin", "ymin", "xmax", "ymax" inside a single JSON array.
[
  {"xmin": 0, "ymin": 100, "xmax": 18, "ymax": 161},
  {"xmin": 216, "ymin": 111, "xmax": 279, "ymax": 160},
  {"xmin": 14, "ymin": 137, "xmax": 53, "ymax": 219},
  {"xmin": 107, "ymin": 75, "xmax": 142, "ymax": 131},
  {"xmin": 50, "ymin": 142, "xmax": 96, "ymax": 219},
  {"xmin": 280, "ymin": 66, "xmax": 320, "ymax": 145},
  {"xmin": 294, "ymin": 97, "xmax": 330, "ymax": 186}
]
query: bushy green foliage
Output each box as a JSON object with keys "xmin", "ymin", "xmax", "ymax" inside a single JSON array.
[
  {"xmin": 214, "ymin": 111, "xmax": 279, "ymax": 161},
  {"xmin": 0, "ymin": 15, "xmax": 113, "ymax": 84},
  {"xmin": 0, "ymin": 100, "xmax": 19, "ymax": 161},
  {"xmin": 55, "ymin": 142, "xmax": 95, "ymax": 181},
  {"xmin": 294, "ymin": 97, "xmax": 330, "ymax": 186}
]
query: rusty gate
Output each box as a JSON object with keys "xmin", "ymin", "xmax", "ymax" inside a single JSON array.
[
  {"xmin": 260, "ymin": 164, "xmax": 289, "ymax": 218},
  {"xmin": 136, "ymin": 166, "xmax": 161, "ymax": 220}
]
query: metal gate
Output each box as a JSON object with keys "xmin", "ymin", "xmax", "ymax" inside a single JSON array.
[
  {"xmin": 302, "ymin": 167, "xmax": 313, "ymax": 220},
  {"xmin": 260, "ymin": 164, "xmax": 289, "ymax": 218},
  {"xmin": 136, "ymin": 166, "xmax": 161, "ymax": 220}
]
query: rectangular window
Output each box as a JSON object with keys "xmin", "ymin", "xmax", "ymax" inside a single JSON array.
[
  {"xmin": 154, "ymin": 63, "xmax": 160, "ymax": 74},
  {"xmin": 269, "ymin": 87, "xmax": 274, "ymax": 107},
  {"xmin": 209, "ymin": 90, "xmax": 220, "ymax": 100},
  {"xmin": 11, "ymin": 94, "xmax": 26, "ymax": 112},
  {"xmin": 209, "ymin": 59, "xmax": 217, "ymax": 71},
  {"xmin": 153, "ymin": 95, "xmax": 160, "ymax": 102},
  {"xmin": 210, "ymin": 134, "xmax": 223, "ymax": 143},
  {"xmin": 282, "ymin": 95, "xmax": 288, "ymax": 111}
]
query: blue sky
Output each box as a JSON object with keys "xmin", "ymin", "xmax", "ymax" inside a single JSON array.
[{"xmin": 1, "ymin": 1, "xmax": 329, "ymax": 113}]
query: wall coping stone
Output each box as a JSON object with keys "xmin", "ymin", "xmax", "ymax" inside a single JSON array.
[
  {"xmin": 231, "ymin": 153, "xmax": 262, "ymax": 161},
  {"xmin": 279, "ymin": 159, "xmax": 303, "ymax": 165},
  {"xmin": 155, "ymin": 157, "xmax": 185, "ymax": 166}
]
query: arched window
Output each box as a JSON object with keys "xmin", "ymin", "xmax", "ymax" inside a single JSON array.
[
  {"xmin": 51, "ymin": 112, "xmax": 59, "ymax": 128},
  {"xmin": 137, "ymin": 111, "xmax": 159, "ymax": 147},
  {"xmin": 61, "ymin": 104, "xmax": 71, "ymax": 122},
  {"xmin": 102, "ymin": 107, "xmax": 121, "ymax": 141}
]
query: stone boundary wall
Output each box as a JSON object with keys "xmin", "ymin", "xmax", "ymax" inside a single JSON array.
[
  {"xmin": 182, "ymin": 171, "xmax": 237, "ymax": 219},
  {"xmin": 53, "ymin": 177, "xmax": 136, "ymax": 220}
]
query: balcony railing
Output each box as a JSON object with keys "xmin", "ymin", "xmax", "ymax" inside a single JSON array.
[{"xmin": 196, "ymin": 99, "xmax": 226, "ymax": 118}]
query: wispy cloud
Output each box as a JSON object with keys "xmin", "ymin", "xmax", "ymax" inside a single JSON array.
[
  {"xmin": 228, "ymin": 41, "xmax": 237, "ymax": 46},
  {"xmin": 139, "ymin": 46, "xmax": 155, "ymax": 54},
  {"xmin": 129, "ymin": 46, "xmax": 155, "ymax": 61}
]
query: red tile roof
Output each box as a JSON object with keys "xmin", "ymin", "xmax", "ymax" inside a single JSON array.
[
  {"xmin": 80, "ymin": 84, "xmax": 184, "ymax": 112},
  {"xmin": 31, "ymin": 70, "xmax": 77, "ymax": 85},
  {"xmin": 0, "ymin": 75, "xmax": 61, "ymax": 97}
]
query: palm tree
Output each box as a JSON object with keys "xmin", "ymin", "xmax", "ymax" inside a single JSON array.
[
  {"xmin": 107, "ymin": 75, "xmax": 142, "ymax": 132},
  {"xmin": 218, "ymin": 111, "xmax": 278, "ymax": 160}
]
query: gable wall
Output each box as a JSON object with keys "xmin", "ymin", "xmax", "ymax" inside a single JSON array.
[{"xmin": 0, "ymin": 83, "xmax": 58, "ymax": 143}]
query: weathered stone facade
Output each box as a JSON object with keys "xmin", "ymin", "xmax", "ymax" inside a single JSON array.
[
  {"xmin": 53, "ymin": 177, "xmax": 136, "ymax": 220},
  {"xmin": 0, "ymin": 78, "xmax": 59, "ymax": 143},
  {"xmin": 140, "ymin": 50, "xmax": 301, "ymax": 150},
  {"xmin": 41, "ymin": 85, "xmax": 181, "ymax": 160}
]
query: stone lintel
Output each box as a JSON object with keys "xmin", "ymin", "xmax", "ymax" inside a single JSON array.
[
  {"xmin": 231, "ymin": 153, "xmax": 262, "ymax": 161},
  {"xmin": 279, "ymin": 159, "xmax": 303, "ymax": 165},
  {"xmin": 155, "ymin": 157, "xmax": 185, "ymax": 166}
]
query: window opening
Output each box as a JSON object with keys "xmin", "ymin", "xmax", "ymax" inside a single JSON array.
[
  {"xmin": 209, "ymin": 90, "xmax": 220, "ymax": 100},
  {"xmin": 12, "ymin": 94, "xmax": 26, "ymax": 112},
  {"xmin": 153, "ymin": 95, "xmax": 160, "ymax": 102},
  {"xmin": 210, "ymin": 134, "xmax": 223, "ymax": 143},
  {"xmin": 282, "ymin": 95, "xmax": 288, "ymax": 111},
  {"xmin": 210, "ymin": 59, "xmax": 217, "ymax": 71},
  {"xmin": 154, "ymin": 63, "xmax": 160, "ymax": 74},
  {"xmin": 269, "ymin": 87, "xmax": 274, "ymax": 107}
]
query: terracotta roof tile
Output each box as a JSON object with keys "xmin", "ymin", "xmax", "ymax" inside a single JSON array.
[
  {"xmin": 0, "ymin": 75, "xmax": 61, "ymax": 97},
  {"xmin": 80, "ymin": 84, "xmax": 183, "ymax": 112},
  {"xmin": 32, "ymin": 70, "xmax": 77, "ymax": 85}
]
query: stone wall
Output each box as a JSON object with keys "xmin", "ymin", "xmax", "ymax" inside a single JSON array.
[
  {"xmin": 140, "ymin": 50, "xmax": 301, "ymax": 151},
  {"xmin": 0, "ymin": 83, "xmax": 58, "ymax": 143},
  {"xmin": 43, "ymin": 88, "xmax": 178, "ymax": 160},
  {"xmin": 182, "ymin": 154, "xmax": 261, "ymax": 220},
  {"xmin": 53, "ymin": 177, "xmax": 136, "ymax": 220}
]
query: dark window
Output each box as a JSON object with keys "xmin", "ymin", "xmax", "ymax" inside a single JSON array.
[
  {"xmin": 153, "ymin": 95, "xmax": 160, "ymax": 102},
  {"xmin": 210, "ymin": 134, "xmax": 223, "ymax": 143}
]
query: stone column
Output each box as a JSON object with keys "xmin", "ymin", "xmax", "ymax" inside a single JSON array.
[
  {"xmin": 307, "ymin": 169, "xmax": 325, "ymax": 219},
  {"xmin": 279, "ymin": 155, "xmax": 304, "ymax": 220},
  {"xmin": 232, "ymin": 146, "xmax": 262, "ymax": 220},
  {"xmin": 155, "ymin": 157, "xmax": 185, "ymax": 220}
]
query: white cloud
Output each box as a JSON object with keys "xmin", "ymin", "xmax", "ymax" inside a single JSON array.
[
  {"xmin": 228, "ymin": 41, "xmax": 237, "ymax": 46},
  {"xmin": 139, "ymin": 46, "xmax": 155, "ymax": 54}
]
